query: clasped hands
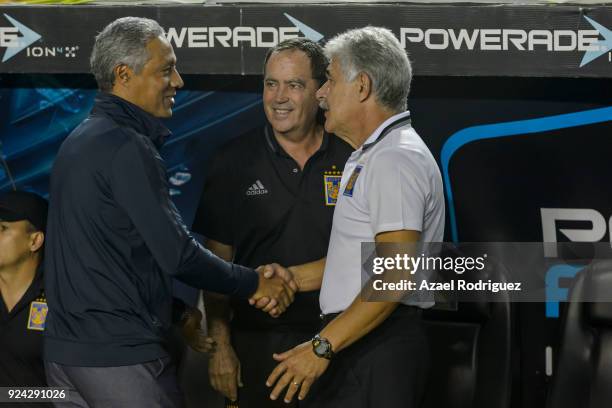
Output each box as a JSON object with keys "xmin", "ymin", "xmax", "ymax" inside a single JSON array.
[{"xmin": 249, "ymin": 263, "xmax": 299, "ymax": 318}]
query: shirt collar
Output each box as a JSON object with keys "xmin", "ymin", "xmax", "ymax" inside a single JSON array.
[
  {"xmin": 360, "ymin": 111, "xmax": 411, "ymax": 152},
  {"xmin": 92, "ymin": 92, "xmax": 172, "ymax": 149},
  {"xmin": 0, "ymin": 264, "xmax": 44, "ymax": 319}
]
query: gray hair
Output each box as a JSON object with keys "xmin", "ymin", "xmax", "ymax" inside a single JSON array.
[
  {"xmin": 324, "ymin": 26, "xmax": 411, "ymax": 113},
  {"xmin": 90, "ymin": 17, "xmax": 165, "ymax": 92}
]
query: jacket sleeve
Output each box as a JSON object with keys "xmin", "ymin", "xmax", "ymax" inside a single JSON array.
[{"xmin": 110, "ymin": 133, "xmax": 258, "ymax": 299}]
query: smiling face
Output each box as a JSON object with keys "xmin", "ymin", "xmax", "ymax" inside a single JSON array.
[
  {"xmin": 123, "ymin": 36, "xmax": 184, "ymax": 118},
  {"xmin": 315, "ymin": 58, "xmax": 359, "ymax": 140},
  {"xmin": 262, "ymin": 49, "xmax": 321, "ymax": 138}
]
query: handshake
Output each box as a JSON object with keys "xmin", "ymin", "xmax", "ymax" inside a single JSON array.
[
  {"xmin": 180, "ymin": 263, "xmax": 296, "ymax": 354},
  {"xmin": 249, "ymin": 263, "xmax": 298, "ymax": 318}
]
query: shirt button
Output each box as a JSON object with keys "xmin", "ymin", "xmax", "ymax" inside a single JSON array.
[{"xmin": 292, "ymin": 168, "xmax": 298, "ymax": 173}]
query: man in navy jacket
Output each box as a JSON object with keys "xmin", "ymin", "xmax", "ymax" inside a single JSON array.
[{"xmin": 44, "ymin": 17, "xmax": 294, "ymax": 408}]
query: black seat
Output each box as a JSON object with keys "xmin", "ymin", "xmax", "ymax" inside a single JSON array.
[
  {"xmin": 421, "ymin": 257, "xmax": 514, "ymax": 408},
  {"xmin": 546, "ymin": 261, "xmax": 612, "ymax": 408}
]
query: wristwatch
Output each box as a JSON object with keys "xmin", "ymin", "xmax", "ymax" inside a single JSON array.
[{"xmin": 311, "ymin": 334, "xmax": 334, "ymax": 360}]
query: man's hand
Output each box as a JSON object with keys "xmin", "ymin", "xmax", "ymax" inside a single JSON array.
[
  {"xmin": 181, "ymin": 306, "xmax": 216, "ymax": 353},
  {"xmin": 249, "ymin": 268, "xmax": 295, "ymax": 317},
  {"xmin": 261, "ymin": 263, "xmax": 299, "ymax": 291},
  {"xmin": 209, "ymin": 342, "xmax": 242, "ymax": 402},
  {"xmin": 266, "ymin": 341, "xmax": 330, "ymax": 403},
  {"xmin": 249, "ymin": 264, "xmax": 299, "ymax": 316}
]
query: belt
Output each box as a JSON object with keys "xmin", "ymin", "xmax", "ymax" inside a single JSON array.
[{"xmin": 319, "ymin": 304, "xmax": 422, "ymax": 327}]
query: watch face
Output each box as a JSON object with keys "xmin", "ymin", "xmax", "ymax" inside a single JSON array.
[{"xmin": 315, "ymin": 340, "xmax": 329, "ymax": 356}]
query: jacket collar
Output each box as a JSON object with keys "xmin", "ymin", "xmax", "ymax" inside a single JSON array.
[{"xmin": 91, "ymin": 92, "xmax": 172, "ymax": 148}]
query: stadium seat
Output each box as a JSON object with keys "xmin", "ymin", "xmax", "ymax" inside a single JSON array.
[{"xmin": 546, "ymin": 261, "xmax": 612, "ymax": 408}]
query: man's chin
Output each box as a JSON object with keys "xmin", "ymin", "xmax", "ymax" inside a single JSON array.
[
  {"xmin": 271, "ymin": 127, "xmax": 296, "ymax": 137},
  {"xmin": 269, "ymin": 121, "xmax": 295, "ymax": 134},
  {"xmin": 267, "ymin": 116, "xmax": 292, "ymax": 127},
  {"xmin": 157, "ymin": 108, "xmax": 173, "ymax": 119}
]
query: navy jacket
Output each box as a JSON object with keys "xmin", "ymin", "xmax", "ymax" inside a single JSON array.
[{"xmin": 44, "ymin": 93, "xmax": 258, "ymax": 366}]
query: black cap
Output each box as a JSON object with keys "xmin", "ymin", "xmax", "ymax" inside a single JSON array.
[{"xmin": 0, "ymin": 191, "xmax": 48, "ymax": 232}]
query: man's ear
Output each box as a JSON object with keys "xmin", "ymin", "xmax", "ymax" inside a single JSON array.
[
  {"xmin": 114, "ymin": 64, "xmax": 132, "ymax": 87},
  {"xmin": 357, "ymin": 71, "xmax": 372, "ymax": 103},
  {"xmin": 30, "ymin": 231, "xmax": 44, "ymax": 253}
]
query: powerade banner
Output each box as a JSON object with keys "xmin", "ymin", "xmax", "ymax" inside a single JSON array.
[{"xmin": 0, "ymin": 4, "xmax": 611, "ymax": 77}]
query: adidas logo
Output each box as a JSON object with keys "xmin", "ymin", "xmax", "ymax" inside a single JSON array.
[{"xmin": 246, "ymin": 180, "xmax": 268, "ymax": 196}]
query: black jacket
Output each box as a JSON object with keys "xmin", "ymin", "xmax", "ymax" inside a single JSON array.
[{"xmin": 44, "ymin": 93, "xmax": 258, "ymax": 366}]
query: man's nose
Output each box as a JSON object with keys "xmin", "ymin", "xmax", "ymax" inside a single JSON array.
[
  {"xmin": 275, "ymin": 84, "xmax": 290, "ymax": 102},
  {"xmin": 316, "ymin": 80, "xmax": 329, "ymax": 101},
  {"xmin": 171, "ymin": 68, "xmax": 184, "ymax": 89}
]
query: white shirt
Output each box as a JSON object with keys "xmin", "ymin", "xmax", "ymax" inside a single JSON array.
[{"xmin": 319, "ymin": 111, "xmax": 445, "ymax": 314}]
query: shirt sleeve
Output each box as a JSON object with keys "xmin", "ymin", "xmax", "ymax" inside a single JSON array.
[
  {"xmin": 191, "ymin": 147, "xmax": 234, "ymax": 245},
  {"xmin": 110, "ymin": 134, "xmax": 257, "ymax": 299},
  {"xmin": 365, "ymin": 147, "xmax": 429, "ymax": 236}
]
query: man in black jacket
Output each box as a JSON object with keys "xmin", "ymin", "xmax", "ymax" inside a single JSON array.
[{"xmin": 44, "ymin": 17, "xmax": 293, "ymax": 408}]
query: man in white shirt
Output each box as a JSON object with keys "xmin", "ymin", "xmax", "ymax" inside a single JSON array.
[{"xmin": 264, "ymin": 27, "xmax": 445, "ymax": 407}]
